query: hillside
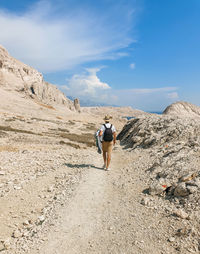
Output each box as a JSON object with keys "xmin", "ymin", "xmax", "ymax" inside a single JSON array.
[
  {"xmin": 163, "ymin": 101, "xmax": 200, "ymax": 117},
  {"xmin": 0, "ymin": 45, "xmax": 76, "ymax": 112}
]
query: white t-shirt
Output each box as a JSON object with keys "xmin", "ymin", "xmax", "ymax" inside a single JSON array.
[{"xmin": 100, "ymin": 123, "xmax": 116, "ymax": 138}]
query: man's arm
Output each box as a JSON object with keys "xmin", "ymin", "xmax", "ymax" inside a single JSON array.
[
  {"xmin": 99, "ymin": 130, "xmax": 103, "ymax": 136},
  {"xmin": 113, "ymin": 132, "xmax": 116, "ymax": 145}
]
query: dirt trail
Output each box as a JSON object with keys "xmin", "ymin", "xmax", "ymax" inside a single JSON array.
[{"xmin": 31, "ymin": 146, "xmax": 175, "ymax": 254}]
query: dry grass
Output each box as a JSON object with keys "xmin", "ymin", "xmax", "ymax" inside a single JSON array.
[
  {"xmin": 0, "ymin": 126, "xmax": 40, "ymax": 135},
  {"xmin": 0, "ymin": 145, "xmax": 18, "ymax": 152},
  {"xmin": 59, "ymin": 140, "xmax": 80, "ymax": 149},
  {"xmin": 48, "ymin": 128, "xmax": 69, "ymax": 133},
  {"xmin": 59, "ymin": 132, "xmax": 95, "ymax": 147}
]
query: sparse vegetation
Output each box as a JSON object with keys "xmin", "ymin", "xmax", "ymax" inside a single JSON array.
[
  {"xmin": 59, "ymin": 140, "xmax": 80, "ymax": 149},
  {"xmin": 0, "ymin": 125, "xmax": 40, "ymax": 135},
  {"xmin": 59, "ymin": 132, "xmax": 95, "ymax": 147},
  {"xmin": 0, "ymin": 145, "xmax": 18, "ymax": 152}
]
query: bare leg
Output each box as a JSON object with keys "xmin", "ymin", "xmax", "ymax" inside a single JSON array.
[
  {"xmin": 103, "ymin": 151, "xmax": 107, "ymax": 166},
  {"xmin": 107, "ymin": 154, "xmax": 111, "ymax": 169}
]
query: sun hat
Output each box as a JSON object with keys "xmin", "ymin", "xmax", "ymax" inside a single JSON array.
[{"xmin": 103, "ymin": 115, "xmax": 112, "ymax": 121}]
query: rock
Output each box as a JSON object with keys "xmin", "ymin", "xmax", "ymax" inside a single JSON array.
[
  {"xmin": 14, "ymin": 185, "xmax": 22, "ymax": 190},
  {"xmin": 13, "ymin": 229, "xmax": 22, "ymax": 238},
  {"xmin": 23, "ymin": 220, "xmax": 30, "ymax": 226},
  {"xmin": 149, "ymin": 180, "xmax": 168, "ymax": 195},
  {"xmin": 0, "ymin": 171, "xmax": 5, "ymax": 175},
  {"xmin": 168, "ymin": 237, "xmax": 175, "ymax": 242},
  {"xmin": 141, "ymin": 197, "xmax": 151, "ymax": 206},
  {"xmin": 186, "ymin": 185, "xmax": 198, "ymax": 194},
  {"xmin": 47, "ymin": 186, "xmax": 54, "ymax": 192},
  {"xmin": 74, "ymin": 98, "xmax": 81, "ymax": 112},
  {"xmin": 173, "ymin": 209, "xmax": 189, "ymax": 219},
  {"xmin": 38, "ymin": 215, "xmax": 45, "ymax": 224},
  {"xmin": 174, "ymin": 183, "xmax": 189, "ymax": 197},
  {"xmin": 0, "ymin": 242, "xmax": 5, "ymax": 251},
  {"xmin": 179, "ymin": 173, "xmax": 198, "ymax": 182},
  {"xmin": 3, "ymin": 239, "xmax": 11, "ymax": 250}
]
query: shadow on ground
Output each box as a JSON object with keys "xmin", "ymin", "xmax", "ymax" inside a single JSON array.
[{"xmin": 64, "ymin": 163, "xmax": 104, "ymax": 170}]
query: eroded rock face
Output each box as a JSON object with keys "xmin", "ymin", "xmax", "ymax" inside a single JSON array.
[
  {"xmin": 0, "ymin": 45, "xmax": 75, "ymax": 109},
  {"xmin": 118, "ymin": 113, "xmax": 200, "ymax": 220},
  {"xmin": 163, "ymin": 101, "xmax": 200, "ymax": 117},
  {"xmin": 117, "ymin": 115, "xmax": 200, "ymax": 149},
  {"xmin": 74, "ymin": 98, "xmax": 81, "ymax": 112}
]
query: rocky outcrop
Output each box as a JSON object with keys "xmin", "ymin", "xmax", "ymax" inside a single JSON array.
[
  {"xmin": 117, "ymin": 115, "xmax": 200, "ymax": 149},
  {"xmin": 163, "ymin": 101, "xmax": 200, "ymax": 117},
  {"xmin": 0, "ymin": 45, "xmax": 76, "ymax": 110},
  {"xmin": 74, "ymin": 98, "xmax": 81, "ymax": 112},
  {"xmin": 118, "ymin": 114, "xmax": 200, "ymax": 233}
]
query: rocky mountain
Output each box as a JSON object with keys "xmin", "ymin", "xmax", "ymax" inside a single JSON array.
[
  {"xmin": 0, "ymin": 45, "xmax": 77, "ymax": 110},
  {"xmin": 163, "ymin": 101, "xmax": 200, "ymax": 117}
]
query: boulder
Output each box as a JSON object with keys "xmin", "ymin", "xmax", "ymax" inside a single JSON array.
[{"xmin": 174, "ymin": 183, "xmax": 189, "ymax": 197}]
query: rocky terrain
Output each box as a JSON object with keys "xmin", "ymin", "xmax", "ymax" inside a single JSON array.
[
  {"xmin": 163, "ymin": 101, "xmax": 200, "ymax": 118},
  {"xmin": 1, "ymin": 45, "xmax": 200, "ymax": 253},
  {"xmin": 118, "ymin": 109, "xmax": 200, "ymax": 253}
]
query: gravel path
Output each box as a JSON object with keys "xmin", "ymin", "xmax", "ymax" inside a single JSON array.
[{"xmin": 30, "ymin": 146, "xmax": 175, "ymax": 254}]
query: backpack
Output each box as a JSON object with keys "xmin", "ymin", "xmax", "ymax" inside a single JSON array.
[{"xmin": 103, "ymin": 124, "xmax": 113, "ymax": 141}]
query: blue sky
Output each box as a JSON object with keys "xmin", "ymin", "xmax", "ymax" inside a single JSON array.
[{"xmin": 0, "ymin": 0, "xmax": 199, "ymax": 111}]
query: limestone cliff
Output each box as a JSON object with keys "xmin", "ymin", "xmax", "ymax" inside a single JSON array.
[{"xmin": 0, "ymin": 45, "xmax": 78, "ymax": 110}]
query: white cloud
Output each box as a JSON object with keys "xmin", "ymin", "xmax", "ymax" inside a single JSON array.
[
  {"xmin": 130, "ymin": 63, "xmax": 135, "ymax": 69},
  {"xmin": 130, "ymin": 87, "xmax": 178, "ymax": 94},
  {"xmin": 0, "ymin": 1, "xmax": 136, "ymax": 72},
  {"xmin": 167, "ymin": 92, "xmax": 179, "ymax": 99},
  {"xmin": 111, "ymin": 87, "xmax": 179, "ymax": 111},
  {"xmin": 66, "ymin": 68, "xmax": 110, "ymax": 101},
  {"xmin": 64, "ymin": 73, "xmax": 180, "ymax": 111}
]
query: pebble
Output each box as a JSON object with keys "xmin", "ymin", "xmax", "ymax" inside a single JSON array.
[
  {"xmin": 168, "ymin": 237, "xmax": 175, "ymax": 243},
  {"xmin": 38, "ymin": 215, "xmax": 45, "ymax": 223},
  {"xmin": 3, "ymin": 239, "xmax": 11, "ymax": 249},
  {"xmin": 0, "ymin": 242, "xmax": 5, "ymax": 251},
  {"xmin": 173, "ymin": 209, "xmax": 189, "ymax": 219},
  {"xmin": 13, "ymin": 229, "xmax": 22, "ymax": 238}
]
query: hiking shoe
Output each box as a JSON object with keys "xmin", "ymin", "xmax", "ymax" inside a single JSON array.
[
  {"xmin": 106, "ymin": 168, "xmax": 110, "ymax": 171},
  {"xmin": 102, "ymin": 164, "xmax": 106, "ymax": 169}
]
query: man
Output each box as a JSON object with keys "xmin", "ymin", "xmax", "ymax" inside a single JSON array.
[{"xmin": 99, "ymin": 115, "xmax": 116, "ymax": 171}]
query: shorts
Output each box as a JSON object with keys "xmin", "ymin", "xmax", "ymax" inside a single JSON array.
[{"xmin": 102, "ymin": 141, "xmax": 113, "ymax": 156}]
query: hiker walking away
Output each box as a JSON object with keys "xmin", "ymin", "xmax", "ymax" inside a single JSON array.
[{"xmin": 99, "ymin": 115, "xmax": 116, "ymax": 171}]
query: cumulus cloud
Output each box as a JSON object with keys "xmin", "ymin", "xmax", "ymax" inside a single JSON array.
[
  {"xmin": 66, "ymin": 68, "xmax": 111, "ymax": 102},
  {"xmin": 0, "ymin": 0, "xmax": 136, "ymax": 72},
  {"xmin": 63, "ymin": 71, "xmax": 180, "ymax": 111}
]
